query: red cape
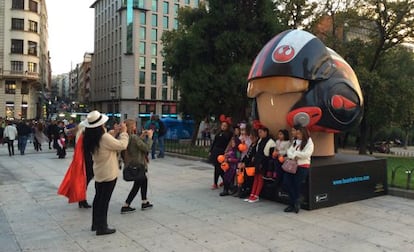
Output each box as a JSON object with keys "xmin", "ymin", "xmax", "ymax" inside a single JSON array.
[{"xmin": 57, "ymin": 134, "xmax": 87, "ymax": 203}]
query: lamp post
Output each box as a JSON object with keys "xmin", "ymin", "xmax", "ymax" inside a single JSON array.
[{"xmin": 110, "ymin": 87, "xmax": 116, "ymax": 124}]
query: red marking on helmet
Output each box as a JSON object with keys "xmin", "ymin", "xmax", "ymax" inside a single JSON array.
[
  {"xmin": 331, "ymin": 95, "xmax": 356, "ymax": 110},
  {"xmin": 273, "ymin": 45, "xmax": 295, "ymax": 63},
  {"xmin": 286, "ymin": 107, "xmax": 322, "ymax": 127}
]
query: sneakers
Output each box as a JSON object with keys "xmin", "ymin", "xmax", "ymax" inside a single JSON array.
[
  {"xmin": 219, "ymin": 190, "xmax": 230, "ymax": 196},
  {"xmin": 244, "ymin": 194, "xmax": 256, "ymax": 202},
  {"xmin": 211, "ymin": 184, "xmax": 218, "ymax": 190},
  {"xmin": 248, "ymin": 195, "xmax": 259, "ymax": 203},
  {"xmin": 141, "ymin": 202, "xmax": 153, "ymax": 210},
  {"xmin": 121, "ymin": 206, "xmax": 136, "ymax": 214}
]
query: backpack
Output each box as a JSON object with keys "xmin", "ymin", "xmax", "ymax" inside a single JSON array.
[{"xmin": 158, "ymin": 120, "xmax": 167, "ymax": 136}]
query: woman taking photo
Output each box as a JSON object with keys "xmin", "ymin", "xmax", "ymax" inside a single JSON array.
[
  {"xmin": 283, "ymin": 126, "xmax": 314, "ymax": 213},
  {"xmin": 83, "ymin": 110, "xmax": 129, "ymax": 235},
  {"xmin": 121, "ymin": 119, "xmax": 154, "ymax": 213}
]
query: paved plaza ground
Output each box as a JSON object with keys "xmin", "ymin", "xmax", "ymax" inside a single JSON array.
[{"xmin": 1, "ymin": 143, "xmax": 414, "ymax": 251}]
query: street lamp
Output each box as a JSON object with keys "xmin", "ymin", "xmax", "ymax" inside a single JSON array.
[{"xmin": 110, "ymin": 87, "xmax": 116, "ymax": 123}]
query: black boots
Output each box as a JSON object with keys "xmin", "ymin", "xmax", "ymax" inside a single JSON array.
[
  {"xmin": 78, "ymin": 200, "xmax": 91, "ymax": 208},
  {"xmin": 284, "ymin": 201, "xmax": 301, "ymax": 213},
  {"xmin": 96, "ymin": 228, "xmax": 116, "ymax": 236}
]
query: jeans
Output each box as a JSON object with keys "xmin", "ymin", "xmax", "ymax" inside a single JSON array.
[
  {"xmin": 125, "ymin": 176, "xmax": 148, "ymax": 205},
  {"xmin": 158, "ymin": 135, "xmax": 165, "ymax": 157},
  {"xmin": 7, "ymin": 139, "xmax": 15, "ymax": 156},
  {"xmin": 151, "ymin": 136, "xmax": 158, "ymax": 158},
  {"xmin": 18, "ymin": 135, "xmax": 28, "ymax": 155},
  {"xmin": 282, "ymin": 166, "xmax": 309, "ymax": 206}
]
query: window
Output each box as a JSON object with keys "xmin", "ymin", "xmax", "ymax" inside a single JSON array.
[
  {"xmin": 174, "ymin": 4, "xmax": 179, "ymax": 15},
  {"xmin": 162, "ymin": 88, "xmax": 167, "ymax": 100},
  {"xmin": 140, "ymin": 13, "xmax": 146, "ymax": 25},
  {"xmin": 151, "ymin": 28, "xmax": 157, "ymax": 41},
  {"xmin": 151, "ymin": 72, "xmax": 157, "ymax": 85},
  {"xmin": 21, "ymin": 82, "xmax": 29, "ymax": 94},
  {"xmin": 194, "ymin": 0, "xmax": 199, "ymax": 6},
  {"xmin": 27, "ymin": 62, "xmax": 37, "ymax": 73},
  {"xmin": 151, "ymin": 43, "xmax": 157, "ymax": 56},
  {"xmin": 162, "ymin": 105, "xmax": 169, "ymax": 114},
  {"xmin": 11, "ymin": 61, "xmax": 23, "ymax": 72},
  {"xmin": 139, "ymin": 41, "xmax": 146, "ymax": 54},
  {"xmin": 139, "ymin": 87, "xmax": 145, "ymax": 99},
  {"xmin": 140, "ymin": 27, "xmax": 146, "ymax": 39},
  {"xmin": 173, "ymin": 87, "xmax": 178, "ymax": 100},
  {"xmin": 29, "ymin": 0, "xmax": 38, "ymax": 13},
  {"xmin": 163, "ymin": 16, "xmax": 169, "ymax": 29},
  {"xmin": 151, "ymin": 58, "xmax": 157, "ymax": 70},
  {"xmin": 29, "ymin": 20, "xmax": 38, "ymax": 32},
  {"xmin": 152, "ymin": 14, "xmax": 158, "ymax": 27},
  {"xmin": 162, "ymin": 73, "xmax": 168, "ymax": 85},
  {"xmin": 12, "ymin": 18, "xmax": 24, "ymax": 30},
  {"xmin": 152, "ymin": 0, "xmax": 158, "ymax": 11},
  {"xmin": 173, "ymin": 18, "xmax": 178, "ymax": 29},
  {"xmin": 11, "ymin": 39, "xmax": 23, "ymax": 54},
  {"xmin": 28, "ymin": 41, "xmax": 37, "ymax": 56},
  {"xmin": 134, "ymin": 0, "xmax": 144, "ymax": 8},
  {"xmin": 139, "ymin": 71, "xmax": 145, "ymax": 84},
  {"xmin": 12, "ymin": 0, "xmax": 24, "ymax": 9},
  {"xmin": 163, "ymin": 1, "xmax": 169, "ymax": 14},
  {"xmin": 139, "ymin": 57, "xmax": 145, "ymax": 69},
  {"xmin": 5, "ymin": 81, "xmax": 16, "ymax": 94},
  {"xmin": 185, "ymin": 0, "xmax": 190, "ymax": 5},
  {"xmin": 151, "ymin": 87, "xmax": 157, "ymax": 99}
]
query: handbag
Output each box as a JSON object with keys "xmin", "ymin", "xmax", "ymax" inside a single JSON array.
[
  {"xmin": 282, "ymin": 159, "xmax": 298, "ymax": 174},
  {"xmin": 123, "ymin": 163, "xmax": 146, "ymax": 182}
]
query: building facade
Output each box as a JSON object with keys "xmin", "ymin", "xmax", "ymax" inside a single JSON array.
[
  {"xmin": 0, "ymin": 0, "xmax": 50, "ymax": 120},
  {"xmin": 90, "ymin": 0, "xmax": 201, "ymax": 122}
]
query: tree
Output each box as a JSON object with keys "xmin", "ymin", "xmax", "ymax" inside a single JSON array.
[
  {"xmin": 162, "ymin": 0, "xmax": 282, "ymax": 142},
  {"xmin": 275, "ymin": 0, "xmax": 318, "ymax": 30},
  {"xmin": 352, "ymin": 0, "xmax": 414, "ymax": 154},
  {"xmin": 376, "ymin": 46, "xmax": 414, "ymax": 148}
]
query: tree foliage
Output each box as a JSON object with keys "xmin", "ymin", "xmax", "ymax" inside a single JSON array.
[{"xmin": 162, "ymin": 0, "xmax": 282, "ymax": 128}]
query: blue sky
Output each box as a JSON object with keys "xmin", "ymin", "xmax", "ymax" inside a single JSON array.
[{"xmin": 46, "ymin": 0, "xmax": 94, "ymax": 75}]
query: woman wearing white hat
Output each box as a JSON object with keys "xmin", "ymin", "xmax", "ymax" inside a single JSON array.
[{"xmin": 83, "ymin": 110, "xmax": 129, "ymax": 235}]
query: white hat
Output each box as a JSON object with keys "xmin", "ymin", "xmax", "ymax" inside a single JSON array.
[{"xmin": 82, "ymin": 110, "xmax": 109, "ymax": 128}]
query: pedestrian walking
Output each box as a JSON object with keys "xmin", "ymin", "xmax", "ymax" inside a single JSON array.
[
  {"xmin": 3, "ymin": 120, "xmax": 18, "ymax": 156},
  {"xmin": 16, "ymin": 120, "xmax": 32, "ymax": 155}
]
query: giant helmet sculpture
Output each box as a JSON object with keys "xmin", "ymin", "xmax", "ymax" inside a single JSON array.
[{"xmin": 247, "ymin": 29, "xmax": 363, "ymax": 156}]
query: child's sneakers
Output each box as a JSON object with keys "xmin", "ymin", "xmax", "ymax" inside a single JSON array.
[{"xmin": 211, "ymin": 184, "xmax": 218, "ymax": 190}]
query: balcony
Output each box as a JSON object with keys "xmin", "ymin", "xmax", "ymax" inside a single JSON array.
[{"xmin": 0, "ymin": 70, "xmax": 39, "ymax": 80}]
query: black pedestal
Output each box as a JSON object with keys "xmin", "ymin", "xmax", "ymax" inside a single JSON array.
[{"xmin": 261, "ymin": 153, "xmax": 388, "ymax": 210}]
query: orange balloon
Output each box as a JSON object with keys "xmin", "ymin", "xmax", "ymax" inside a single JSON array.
[
  {"xmin": 221, "ymin": 162, "xmax": 229, "ymax": 172},
  {"xmin": 238, "ymin": 143, "xmax": 247, "ymax": 152},
  {"xmin": 278, "ymin": 155, "xmax": 285, "ymax": 163},
  {"xmin": 245, "ymin": 167, "xmax": 255, "ymax": 176},
  {"xmin": 217, "ymin": 155, "xmax": 225, "ymax": 163}
]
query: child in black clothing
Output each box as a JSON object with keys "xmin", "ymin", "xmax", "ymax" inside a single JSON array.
[{"xmin": 57, "ymin": 132, "xmax": 66, "ymax": 158}]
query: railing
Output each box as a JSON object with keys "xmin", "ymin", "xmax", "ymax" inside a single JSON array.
[
  {"xmin": 390, "ymin": 165, "xmax": 414, "ymax": 190},
  {"xmin": 165, "ymin": 138, "xmax": 211, "ymax": 159}
]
